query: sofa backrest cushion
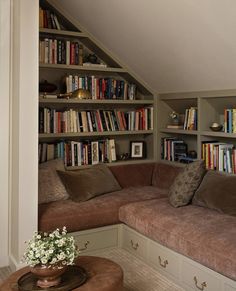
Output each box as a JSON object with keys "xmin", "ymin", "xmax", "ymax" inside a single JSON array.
[
  {"xmin": 168, "ymin": 160, "xmax": 206, "ymax": 207},
  {"xmin": 57, "ymin": 164, "xmax": 121, "ymax": 202},
  {"xmin": 193, "ymin": 170, "xmax": 236, "ymax": 216},
  {"xmin": 38, "ymin": 159, "xmax": 69, "ymax": 204},
  {"xmin": 109, "ymin": 163, "xmax": 155, "ymax": 188},
  {"xmin": 152, "ymin": 162, "xmax": 183, "ymax": 190}
]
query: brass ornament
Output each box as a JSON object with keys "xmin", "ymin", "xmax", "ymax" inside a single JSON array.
[{"xmin": 58, "ymin": 89, "xmax": 91, "ymax": 100}]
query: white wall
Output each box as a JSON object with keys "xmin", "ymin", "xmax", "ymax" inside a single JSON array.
[
  {"xmin": 0, "ymin": 0, "xmax": 11, "ymax": 267},
  {"xmin": 9, "ymin": 0, "xmax": 38, "ymax": 268},
  {"xmin": 57, "ymin": 0, "xmax": 236, "ymax": 93}
]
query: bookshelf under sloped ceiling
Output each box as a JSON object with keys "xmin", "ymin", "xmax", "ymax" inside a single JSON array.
[{"xmin": 38, "ymin": 0, "xmax": 157, "ymax": 168}]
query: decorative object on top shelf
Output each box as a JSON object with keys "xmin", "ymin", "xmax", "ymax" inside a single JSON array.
[
  {"xmin": 22, "ymin": 227, "xmax": 79, "ymax": 288},
  {"xmin": 39, "ymin": 80, "xmax": 57, "ymax": 93},
  {"xmin": 209, "ymin": 122, "xmax": 223, "ymax": 132},
  {"xmin": 130, "ymin": 141, "xmax": 146, "ymax": 159},
  {"xmin": 85, "ymin": 53, "xmax": 98, "ymax": 64},
  {"xmin": 58, "ymin": 89, "xmax": 92, "ymax": 100},
  {"xmin": 167, "ymin": 111, "xmax": 184, "ymax": 129},
  {"xmin": 117, "ymin": 153, "xmax": 130, "ymax": 161}
]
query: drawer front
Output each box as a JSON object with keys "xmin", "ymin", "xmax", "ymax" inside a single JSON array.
[
  {"xmin": 74, "ymin": 228, "xmax": 118, "ymax": 253},
  {"xmin": 122, "ymin": 228, "xmax": 147, "ymax": 259},
  {"xmin": 182, "ymin": 260, "xmax": 221, "ymax": 291},
  {"xmin": 224, "ymin": 282, "xmax": 236, "ymax": 291},
  {"xmin": 148, "ymin": 240, "xmax": 180, "ymax": 279}
]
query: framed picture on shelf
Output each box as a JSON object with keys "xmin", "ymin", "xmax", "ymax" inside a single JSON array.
[{"xmin": 130, "ymin": 141, "xmax": 146, "ymax": 159}]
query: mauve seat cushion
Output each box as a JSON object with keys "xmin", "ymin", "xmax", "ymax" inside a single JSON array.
[
  {"xmin": 38, "ymin": 186, "xmax": 167, "ymax": 232},
  {"xmin": 119, "ymin": 198, "xmax": 236, "ymax": 281}
]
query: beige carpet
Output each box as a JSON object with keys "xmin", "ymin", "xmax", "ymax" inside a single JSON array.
[{"xmin": 0, "ymin": 248, "xmax": 184, "ymax": 291}]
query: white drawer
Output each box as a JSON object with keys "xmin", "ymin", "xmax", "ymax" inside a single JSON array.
[
  {"xmin": 224, "ymin": 282, "xmax": 236, "ymax": 291},
  {"xmin": 148, "ymin": 240, "xmax": 180, "ymax": 279},
  {"xmin": 74, "ymin": 227, "xmax": 118, "ymax": 253},
  {"xmin": 182, "ymin": 260, "xmax": 221, "ymax": 291},
  {"xmin": 122, "ymin": 228, "xmax": 147, "ymax": 259}
]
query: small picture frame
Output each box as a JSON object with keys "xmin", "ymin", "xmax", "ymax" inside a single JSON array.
[{"xmin": 130, "ymin": 141, "xmax": 146, "ymax": 159}]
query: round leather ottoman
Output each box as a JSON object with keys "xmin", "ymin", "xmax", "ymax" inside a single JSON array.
[{"xmin": 0, "ymin": 256, "xmax": 124, "ymax": 291}]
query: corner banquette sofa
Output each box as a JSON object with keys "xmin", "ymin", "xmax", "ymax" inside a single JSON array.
[{"xmin": 38, "ymin": 162, "xmax": 236, "ymax": 291}]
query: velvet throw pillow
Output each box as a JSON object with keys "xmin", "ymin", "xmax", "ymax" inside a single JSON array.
[
  {"xmin": 168, "ymin": 160, "xmax": 206, "ymax": 207},
  {"xmin": 193, "ymin": 170, "xmax": 236, "ymax": 216},
  {"xmin": 57, "ymin": 164, "xmax": 122, "ymax": 203},
  {"xmin": 38, "ymin": 159, "xmax": 69, "ymax": 204}
]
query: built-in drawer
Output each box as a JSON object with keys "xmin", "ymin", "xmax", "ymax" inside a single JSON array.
[
  {"xmin": 182, "ymin": 260, "xmax": 221, "ymax": 291},
  {"xmin": 73, "ymin": 227, "xmax": 118, "ymax": 254},
  {"xmin": 148, "ymin": 240, "xmax": 180, "ymax": 279},
  {"xmin": 122, "ymin": 227, "xmax": 147, "ymax": 259},
  {"xmin": 224, "ymin": 282, "xmax": 236, "ymax": 291}
]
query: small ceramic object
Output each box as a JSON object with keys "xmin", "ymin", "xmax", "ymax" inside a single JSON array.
[{"xmin": 209, "ymin": 122, "xmax": 223, "ymax": 132}]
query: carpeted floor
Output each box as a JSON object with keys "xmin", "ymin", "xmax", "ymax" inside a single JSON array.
[{"xmin": 0, "ymin": 248, "xmax": 184, "ymax": 291}]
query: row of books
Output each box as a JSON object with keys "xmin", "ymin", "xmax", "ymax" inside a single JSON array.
[
  {"xmin": 39, "ymin": 7, "xmax": 61, "ymax": 30},
  {"xmin": 39, "ymin": 139, "xmax": 117, "ymax": 166},
  {"xmin": 39, "ymin": 38, "xmax": 83, "ymax": 65},
  {"xmin": 224, "ymin": 109, "xmax": 236, "ymax": 133},
  {"xmin": 161, "ymin": 137, "xmax": 188, "ymax": 162},
  {"xmin": 202, "ymin": 141, "xmax": 236, "ymax": 173},
  {"xmin": 39, "ymin": 107, "xmax": 154, "ymax": 134},
  {"xmin": 183, "ymin": 107, "xmax": 197, "ymax": 130},
  {"xmin": 65, "ymin": 75, "xmax": 136, "ymax": 100}
]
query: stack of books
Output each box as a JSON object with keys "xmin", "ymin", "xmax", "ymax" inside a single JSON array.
[
  {"xmin": 202, "ymin": 141, "xmax": 236, "ymax": 173},
  {"xmin": 183, "ymin": 107, "xmax": 197, "ymax": 130},
  {"xmin": 64, "ymin": 75, "xmax": 136, "ymax": 100},
  {"xmin": 161, "ymin": 137, "xmax": 188, "ymax": 162},
  {"xmin": 39, "ymin": 7, "xmax": 61, "ymax": 30},
  {"xmin": 39, "ymin": 139, "xmax": 117, "ymax": 166},
  {"xmin": 224, "ymin": 108, "xmax": 236, "ymax": 133},
  {"xmin": 39, "ymin": 38, "xmax": 83, "ymax": 65},
  {"xmin": 39, "ymin": 107, "xmax": 154, "ymax": 134}
]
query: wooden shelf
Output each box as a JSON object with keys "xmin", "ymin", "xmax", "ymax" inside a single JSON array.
[
  {"xmin": 39, "ymin": 98, "xmax": 154, "ymax": 105},
  {"xmin": 201, "ymin": 131, "xmax": 236, "ymax": 138},
  {"xmin": 39, "ymin": 28, "xmax": 88, "ymax": 38},
  {"xmin": 39, "ymin": 130, "xmax": 153, "ymax": 140},
  {"xmin": 39, "ymin": 63, "xmax": 126, "ymax": 73},
  {"xmin": 160, "ymin": 128, "xmax": 198, "ymax": 135}
]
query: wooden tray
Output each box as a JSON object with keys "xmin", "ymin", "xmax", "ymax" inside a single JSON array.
[{"xmin": 17, "ymin": 265, "xmax": 87, "ymax": 291}]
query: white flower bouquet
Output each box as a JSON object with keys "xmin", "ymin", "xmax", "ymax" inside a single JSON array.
[{"xmin": 23, "ymin": 227, "xmax": 79, "ymax": 268}]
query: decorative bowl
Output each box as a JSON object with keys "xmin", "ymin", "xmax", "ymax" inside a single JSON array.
[{"xmin": 209, "ymin": 124, "xmax": 223, "ymax": 132}]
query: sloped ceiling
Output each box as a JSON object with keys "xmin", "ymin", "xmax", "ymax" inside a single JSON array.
[{"xmin": 57, "ymin": 0, "xmax": 236, "ymax": 93}]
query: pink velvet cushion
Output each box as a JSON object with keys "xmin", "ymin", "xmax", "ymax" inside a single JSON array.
[
  {"xmin": 38, "ymin": 186, "xmax": 167, "ymax": 232},
  {"xmin": 152, "ymin": 162, "xmax": 183, "ymax": 190},
  {"xmin": 109, "ymin": 163, "xmax": 155, "ymax": 188},
  {"xmin": 119, "ymin": 198, "xmax": 236, "ymax": 281}
]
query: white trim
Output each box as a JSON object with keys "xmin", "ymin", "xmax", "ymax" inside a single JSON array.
[{"xmin": 0, "ymin": 0, "xmax": 11, "ymax": 268}]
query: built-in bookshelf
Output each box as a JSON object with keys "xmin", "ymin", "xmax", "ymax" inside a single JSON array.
[
  {"xmin": 38, "ymin": 0, "xmax": 156, "ymax": 168},
  {"xmin": 157, "ymin": 90, "xmax": 236, "ymax": 173}
]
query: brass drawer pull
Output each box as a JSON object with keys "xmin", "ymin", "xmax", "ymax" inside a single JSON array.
[
  {"xmin": 79, "ymin": 240, "xmax": 90, "ymax": 251},
  {"xmin": 194, "ymin": 276, "xmax": 207, "ymax": 291},
  {"xmin": 130, "ymin": 239, "xmax": 139, "ymax": 250},
  {"xmin": 158, "ymin": 256, "xmax": 168, "ymax": 268}
]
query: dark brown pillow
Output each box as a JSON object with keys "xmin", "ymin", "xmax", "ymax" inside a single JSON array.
[
  {"xmin": 57, "ymin": 164, "xmax": 121, "ymax": 202},
  {"xmin": 192, "ymin": 170, "xmax": 236, "ymax": 216},
  {"xmin": 168, "ymin": 160, "xmax": 206, "ymax": 207}
]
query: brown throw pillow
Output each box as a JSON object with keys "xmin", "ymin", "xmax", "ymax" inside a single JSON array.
[
  {"xmin": 168, "ymin": 160, "xmax": 206, "ymax": 207},
  {"xmin": 38, "ymin": 159, "xmax": 69, "ymax": 204},
  {"xmin": 57, "ymin": 164, "xmax": 122, "ymax": 202},
  {"xmin": 193, "ymin": 170, "xmax": 236, "ymax": 216}
]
